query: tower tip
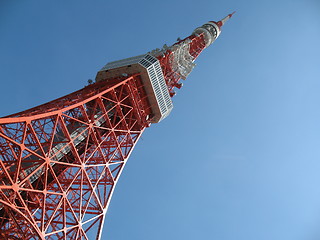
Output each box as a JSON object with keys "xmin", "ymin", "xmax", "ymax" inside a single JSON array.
[{"xmin": 216, "ymin": 11, "xmax": 236, "ymax": 28}]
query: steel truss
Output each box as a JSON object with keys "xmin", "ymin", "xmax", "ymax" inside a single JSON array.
[
  {"xmin": 156, "ymin": 33, "xmax": 206, "ymax": 94},
  {"xmin": 0, "ymin": 75, "xmax": 150, "ymax": 239},
  {"xmin": 0, "ymin": 13, "xmax": 234, "ymax": 239}
]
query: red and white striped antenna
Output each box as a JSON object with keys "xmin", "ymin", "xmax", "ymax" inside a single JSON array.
[{"xmin": 216, "ymin": 11, "xmax": 236, "ymax": 28}]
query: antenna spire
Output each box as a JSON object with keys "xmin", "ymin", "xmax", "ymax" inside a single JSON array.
[{"xmin": 216, "ymin": 11, "xmax": 236, "ymax": 28}]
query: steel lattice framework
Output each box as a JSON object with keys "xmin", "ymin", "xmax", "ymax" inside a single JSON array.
[
  {"xmin": 0, "ymin": 13, "xmax": 234, "ymax": 240},
  {"xmin": 0, "ymin": 75, "xmax": 150, "ymax": 239}
]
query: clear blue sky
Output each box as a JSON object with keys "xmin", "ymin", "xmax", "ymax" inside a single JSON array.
[{"xmin": 1, "ymin": 0, "xmax": 320, "ymax": 239}]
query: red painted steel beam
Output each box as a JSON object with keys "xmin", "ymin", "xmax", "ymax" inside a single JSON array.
[{"xmin": 0, "ymin": 75, "xmax": 150, "ymax": 239}]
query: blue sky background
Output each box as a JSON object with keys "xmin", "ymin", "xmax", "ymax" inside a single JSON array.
[{"xmin": 1, "ymin": 0, "xmax": 320, "ymax": 239}]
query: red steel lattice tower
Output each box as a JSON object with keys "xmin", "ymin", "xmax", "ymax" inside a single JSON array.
[{"xmin": 0, "ymin": 13, "xmax": 234, "ymax": 240}]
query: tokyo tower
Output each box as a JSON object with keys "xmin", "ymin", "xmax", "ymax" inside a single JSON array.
[{"xmin": 0, "ymin": 12, "xmax": 234, "ymax": 239}]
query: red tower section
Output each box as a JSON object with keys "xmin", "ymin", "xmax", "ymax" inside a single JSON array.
[{"xmin": 0, "ymin": 13, "xmax": 234, "ymax": 240}]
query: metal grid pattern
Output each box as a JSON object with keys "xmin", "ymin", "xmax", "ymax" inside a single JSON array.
[
  {"xmin": 154, "ymin": 33, "xmax": 207, "ymax": 95},
  {"xmin": 0, "ymin": 14, "xmax": 233, "ymax": 240},
  {"xmin": 99, "ymin": 54, "xmax": 173, "ymax": 123},
  {"xmin": 150, "ymin": 62, "xmax": 172, "ymax": 120},
  {"xmin": 0, "ymin": 75, "xmax": 150, "ymax": 239}
]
